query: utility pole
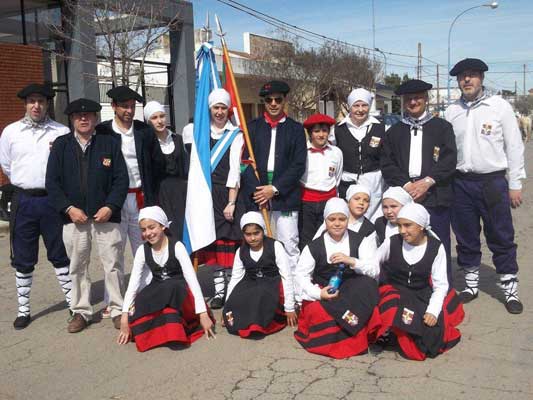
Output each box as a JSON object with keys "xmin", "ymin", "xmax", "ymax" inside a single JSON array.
[
  {"xmin": 436, "ymin": 64, "xmax": 440, "ymax": 114},
  {"xmin": 515, "ymin": 80, "xmax": 518, "ymax": 103},
  {"xmin": 523, "ymin": 64, "xmax": 527, "ymax": 96},
  {"xmin": 417, "ymin": 43, "xmax": 422, "ymax": 79},
  {"xmin": 372, "ymin": 0, "xmax": 376, "ymax": 64}
]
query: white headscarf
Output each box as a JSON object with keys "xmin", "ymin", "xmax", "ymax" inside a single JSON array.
[
  {"xmin": 345, "ymin": 184, "xmax": 371, "ymax": 201},
  {"xmin": 240, "ymin": 211, "xmax": 266, "ymax": 231},
  {"xmin": 143, "ymin": 101, "xmax": 165, "ymax": 122},
  {"xmin": 397, "ymin": 203, "xmax": 431, "ymax": 229},
  {"xmin": 323, "ymin": 197, "xmax": 350, "ymax": 220},
  {"xmin": 347, "ymin": 88, "xmax": 374, "ymax": 109},
  {"xmin": 138, "ymin": 206, "xmax": 171, "ymax": 228},
  {"xmin": 208, "ymin": 88, "xmax": 231, "ymax": 108},
  {"xmin": 382, "ymin": 186, "xmax": 413, "ymax": 205}
]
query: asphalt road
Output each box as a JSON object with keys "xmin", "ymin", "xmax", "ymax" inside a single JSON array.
[{"xmin": 1, "ymin": 145, "xmax": 532, "ymax": 400}]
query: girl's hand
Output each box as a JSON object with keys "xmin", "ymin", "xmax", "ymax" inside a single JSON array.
[
  {"xmin": 320, "ymin": 286, "xmax": 339, "ymax": 301},
  {"xmin": 223, "ymin": 203, "xmax": 236, "ymax": 222},
  {"xmin": 329, "ymin": 253, "xmax": 356, "ymax": 268},
  {"xmin": 117, "ymin": 314, "xmax": 131, "ymax": 345},
  {"xmin": 286, "ymin": 311, "xmax": 298, "ymax": 327},
  {"xmin": 220, "ymin": 313, "xmax": 226, "ymax": 327},
  {"xmin": 199, "ymin": 312, "xmax": 216, "ymax": 340},
  {"xmin": 423, "ymin": 313, "xmax": 437, "ymax": 327}
]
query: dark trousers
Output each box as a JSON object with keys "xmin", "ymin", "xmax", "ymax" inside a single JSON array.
[
  {"xmin": 12, "ymin": 194, "xmax": 69, "ymax": 274},
  {"xmin": 451, "ymin": 175, "xmax": 518, "ymax": 275},
  {"xmin": 426, "ymin": 206, "xmax": 452, "ymax": 283},
  {"xmin": 298, "ymin": 200, "xmax": 327, "ymax": 250}
]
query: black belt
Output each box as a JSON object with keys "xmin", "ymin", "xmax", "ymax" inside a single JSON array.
[
  {"xmin": 456, "ymin": 170, "xmax": 506, "ymax": 181},
  {"xmin": 19, "ymin": 188, "xmax": 48, "ymax": 197}
]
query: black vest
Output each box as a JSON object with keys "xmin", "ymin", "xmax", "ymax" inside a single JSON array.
[
  {"xmin": 239, "ymin": 237, "xmax": 279, "ymax": 279},
  {"xmin": 374, "ymin": 216, "xmax": 387, "ymax": 245},
  {"xmin": 143, "ymin": 239, "xmax": 183, "ymax": 281},
  {"xmin": 210, "ymin": 137, "xmax": 231, "ymax": 185},
  {"xmin": 308, "ymin": 230, "xmax": 364, "ymax": 287},
  {"xmin": 383, "ymin": 234, "xmax": 440, "ymax": 290},
  {"xmin": 334, "ymin": 122, "xmax": 385, "ymax": 175},
  {"xmin": 359, "ymin": 217, "xmax": 376, "ymax": 238}
]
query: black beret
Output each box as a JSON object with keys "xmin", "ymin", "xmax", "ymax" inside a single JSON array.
[
  {"xmin": 17, "ymin": 83, "xmax": 55, "ymax": 99},
  {"xmin": 394, "ymin": 79, "xmax": 433, "ymax": 96},
  {"xmin": 450, "ymin": 58, "xmax": 489, "ymax": 76},
  {"xmin": 65, "ymin": 98, "xmax": 102, "ymax": 115},
  {"xmin": 259, "ymin": 80, "xmax": 290, "ymax": 97},
  {"xmin": 107, "ymin": 85, "xmax": 144, "ymax": 103}
]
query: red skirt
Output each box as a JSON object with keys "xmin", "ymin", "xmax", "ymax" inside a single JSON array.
[
  {"xmin": 129, "ymin": 288, "xmax": 212, "ymax": 352},
  {"xmin": 196, "ymin": 239, "xmax": 241, "ymax": 268},
  {"xmin": 295, "ymin": 300, "xmax": 381, "ymax": 359},
  {"xmin": 377, "ymin": 284, "xmax": 465, "ymax": 361}
]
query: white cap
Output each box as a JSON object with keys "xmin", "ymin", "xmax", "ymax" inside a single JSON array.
[
  {"xmin": 397, "ymin": 203, "xmax": 430, "ymax": 229},
  {"xmin": 208, "ymin": 88, "xmax": 231, "ymax": 108},
  {"xmin": 323, "ymin": 197, "xmax": 350, "ymax": 219},
  {"xmin": 345, "ymin": 184, "xmax": 371, "ymax": 201},
  {"xmin": 138, "ymin": 206, "xmax": 171, "ymax": 228},
  {"xmin": 347, "ymin": 88, "xmax": 374, "ymax": 109},
  {"xmin": 143, "ymin": 100, "xmax": 165, "ymax": 122},
  {"xmin": 382, "ymin": 186, "xmax": 413, "ymax": 205},
  {"xmin": 240, "ymin": 211, "xmax": 266, "ymax": 231}
]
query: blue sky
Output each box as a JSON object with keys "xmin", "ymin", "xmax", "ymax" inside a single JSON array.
[{"xmin": 191, "ymin": 0, "xmax": 533, "ymax": 93}]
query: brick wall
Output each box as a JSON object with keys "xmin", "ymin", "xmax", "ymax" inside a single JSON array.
[{"xmin": 0, "ymin": 43, "xmax": 44, "ymax": 185}]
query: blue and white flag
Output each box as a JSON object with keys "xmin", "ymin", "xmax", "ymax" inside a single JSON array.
[{"xmin": 183, "ymin": 43, "xmax": 222, "ymax": 253}]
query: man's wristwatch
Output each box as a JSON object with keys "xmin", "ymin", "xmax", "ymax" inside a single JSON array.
[
  {"xmin": 273, "ymin": 187, "xmax": 280, "ymax": 196},
  {"xmin": 424, "ymin": 177, "xmax": 435, "ymax": 185}
]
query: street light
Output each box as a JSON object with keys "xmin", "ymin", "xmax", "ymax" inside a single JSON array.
[{"xmin": 447, "ymin": 1, "xmax": 498, "ymax": 105}]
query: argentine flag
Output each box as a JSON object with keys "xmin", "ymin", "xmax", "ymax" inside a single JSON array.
[{"xmin": 183, "ymin": 43, "xmax": 222, "ymax": 253}]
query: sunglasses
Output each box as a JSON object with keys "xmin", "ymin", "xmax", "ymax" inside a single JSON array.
[{"xmin": 264, "ymin": 96, "xmax": 284, "ymax": 104}]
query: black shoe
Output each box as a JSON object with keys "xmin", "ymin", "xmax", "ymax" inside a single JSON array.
[
  {"xmin": 505, "ymin": 299, "xmax": 523, "ymax": 314},
  {"xmin": 459, "ymin": 289, "xmax": 478, "ymax": 304},
  {"xmin": 210, "ymin": 297, "xmax": 224, "ymax": 310},
  {"xmin": 13, "ymin": 315, "xmax": 31, "ymax": 330}
]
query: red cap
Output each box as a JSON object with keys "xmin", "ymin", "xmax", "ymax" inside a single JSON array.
[{"xmin": 303, "ymin": 113, "xmax": 336, "ymax": 130}]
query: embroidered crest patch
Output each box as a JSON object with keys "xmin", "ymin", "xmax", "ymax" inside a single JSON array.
[
  {"xmin": 225, "ymin": 311, "xmax": 234, "ymax": 326},
  {"xmin": 481, "ymin": 123, "xmax": 492, "ymax": 136},
  {"xmin": 433, "ymin": 146, "xmax": 440, "ymax": 162},
  {"xmin": 401, "ymin": 307, "xmax": 415, "ymax": 325},
  {"xmin": 369, "ymin": 136, "xmax": 381, "ymax": 148},
  {"xmin": 102, "ymin": 157, "xmax": 112, "ymax": 167},
  {"xmin": 329, "ymin": 166, "xmax": 336, "ymax": 177},
  {"xmin": 342, "ymin": 310, "xmax": 359, "ymax": 326}
]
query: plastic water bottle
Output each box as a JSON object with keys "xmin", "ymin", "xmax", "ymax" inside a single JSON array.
[{"xmin": 327, "ymin": 263, "xmax": 345, "ymax": 294}]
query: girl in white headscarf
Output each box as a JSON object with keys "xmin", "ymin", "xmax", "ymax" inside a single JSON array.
[
  {"xmin": 375, "ymin": 203, "xmax": 464, "ymax": 361},
  {"xmin": 117, "ymin": 206, "xmax": 215, "ymax": 352},
  {"xmin": 222, "ymin": 212, "xmax": 297, "ymax": 338},
  {"xmin": 374, "ymin": 186, "xmax": 413, "ymax": 245},
  {"xmin": 294, "ymin": 198, "xmax": 381, "ymax": 359}
]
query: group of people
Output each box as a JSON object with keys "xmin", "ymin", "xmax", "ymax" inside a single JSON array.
[{"xmin": 0, "ymin": 57, "xmax": 525, "ymax": 361}]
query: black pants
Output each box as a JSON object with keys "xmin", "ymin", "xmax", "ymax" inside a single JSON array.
[{"xmin": 298, "ymin": 200, "xmax": 327, "ymax": 250}]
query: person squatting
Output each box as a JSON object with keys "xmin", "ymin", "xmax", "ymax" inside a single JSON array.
[{"xmin": 0, "ymin": 56, "xmax": 525, "ymax": 361}]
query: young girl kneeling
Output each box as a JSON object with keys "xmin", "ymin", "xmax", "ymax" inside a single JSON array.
[
  {"xmin": 374, "ymin": 186, "xmax": 412, "ymax": 246},
  {"xmin": 117, "ymin": 206, "xmax": 215, "ymax": 352},
  {"xmin": 376, "ymin": 203, "xmax": 464, "ymax": 361},
  {"xmin": 223, "ymin": 212, "xmax": 297, "ymax": 337},
  {"xmin": 295, "ymin": 198, "xmax": 381, "ymax": 359}
]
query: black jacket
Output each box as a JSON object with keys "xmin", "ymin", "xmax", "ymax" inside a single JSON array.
[
  {"xmin": 96, "ymin": 120, "xmax": 164, "ymax": 206},
  {"xmin": 381, "ymin": 117, "xmax": 457, "ymax": 207},
  {"xmin": 45, "ymin": 132, "xmax": 129, "ymax": 224},
  {"xmin": 241, "ymin": 116, "xmax": 307, "ymax": 212}
]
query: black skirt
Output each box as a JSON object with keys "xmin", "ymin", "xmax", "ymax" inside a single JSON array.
[
  {"xmin": 212, "ymin": 183, "xmax": 245, "ymax": 241},
  {"xmin": 158, "ymin": 176, "xmax": 187, "ymax": 240}
]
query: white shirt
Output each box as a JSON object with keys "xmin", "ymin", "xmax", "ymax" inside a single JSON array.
[
  {"xmin": 210, "ymin": 121, "xmax": 244, "ymax": 188},
  {"xmin": 225, "ymin": 241, "xmax": 295, "ymax": 312},
  {"xmin": 122, "ymin": 241, "xmax": 207, "ymax": 314},
  {"xmin": 384, "ymin": 221, "xmax": 398, "ymax": 240},
  {"xmin": 157, "ymin": 130, "xmax": 175, "ymax": 155},
  {"xmin": 181, "ymin": 123, "xmax": 194, "ymax": 145},
  {"xmin": 296, "ymin": 231, "xmax": 379, "ymax": 301},
  {"xmin": 313, "ymin": 217, "xmax": 379, "ymax": 252},
  {"xmin": 445, "ymin": 95, "xmax": 526, "ymax": 190},
  {"xmin": 330, "ymin": 115, "xmax": 382, "ymax": 144},
  {"xmin": 300, "ymin": 143, "xmax": 343, "ymax": 191},
  {"xmin": 377, "ymin": 236, "xmax": 448, "ymax": 318},
  {"xmin": 267, "ymin": 116, "xmax": 286, "ymax": 172},
  {"xmin": 112, "ymin": 119, "xmax": 142, "ymax": 189},
  {"xmin": 0, "ymin": 118, "xmax": 69, "ymax": 189},
  {"xmin": 407, "ymin": 111, "xmax": 427, "ymax": 178}
]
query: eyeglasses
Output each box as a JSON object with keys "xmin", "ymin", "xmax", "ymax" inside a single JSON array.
[{"xmin": 264, "ymin": 97, "xmax": 284, "ymax": 105}]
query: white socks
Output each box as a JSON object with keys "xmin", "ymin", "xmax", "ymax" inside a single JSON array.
[
  {"xmin": 54, "ymin": 266, "xmax": 72, "ymax": 306},
  {"xmin": 462, "ymin": 266, "xmax": 480, "ymax": 296},
  {"xmin": 16, "ymin": 272, "xmax": 33, "ymax": 317},
  {"xmin": 499, "ymin": 274, "xmax": 520, "ymax": 303}
]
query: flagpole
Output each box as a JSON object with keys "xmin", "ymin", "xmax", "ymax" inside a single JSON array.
[{"xmin": 215, "ymin": 15, "xmax": 273, "ymax": 237}]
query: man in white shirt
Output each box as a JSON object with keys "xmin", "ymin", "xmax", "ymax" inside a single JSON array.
[
  {"xmin": 445, "ymin": 58, "xmax": 525, "ymax": 314},
  {"xmin": 0, "ymin": 83, "xmax": 71, "ymax": 330}
]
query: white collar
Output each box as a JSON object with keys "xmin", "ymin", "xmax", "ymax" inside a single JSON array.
[
  {"xmin": 211, "ymin": 120, "xmax": 236, "ymax": 138},
  {"xmin": 158, "ymin": 129, "xmax": 174, "ymax": 144},
  {"xmin": 324, "ymin": 230, "xmax": 349, "ymax": 245},
  {"xmin": 112, "ymin": 118, "xmax": 133, "ymax": 136},
  {"xmin": 339, "ymin": 114, "xmax": 380, "ymax": 129}
]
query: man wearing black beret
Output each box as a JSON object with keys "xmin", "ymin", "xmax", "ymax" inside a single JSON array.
[
  {"xmin": 240, "ymin": 80, "xmax": 307, "ymax": 289},
  {"xmin": 0, "ymin": 83, "xmax": 72, "ymax": 330},
  {"xmin": 381, "ymin": 79, "xmax": 458, "ymax": 283},
  {"xmin": 445, "ymin": 58, "xmax": 525, "ymax": 314},
  {"xmin": 46, "ymin": 98, "xmax": 129, "ymax": 332},
  {"xmin": 95, "ymin": 86, "xmax": 163, "ymax": 316}
]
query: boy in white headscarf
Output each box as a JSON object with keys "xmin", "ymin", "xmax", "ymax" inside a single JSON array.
[
  {"xmin": 118, "ymin": 206, "xmax": 214, "ymax": 352},
  {"xmin": 294, "ymin": 198, "xmax": 381, "ymax": 359},
  {"xmin": 375, "ymin": 203, "xmax": 464, "ymax": 361}
]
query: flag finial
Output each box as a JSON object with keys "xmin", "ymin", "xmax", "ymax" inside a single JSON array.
[{"xmin": 215, "ymin": 14, "xmax": 226, "ymax": 39}]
